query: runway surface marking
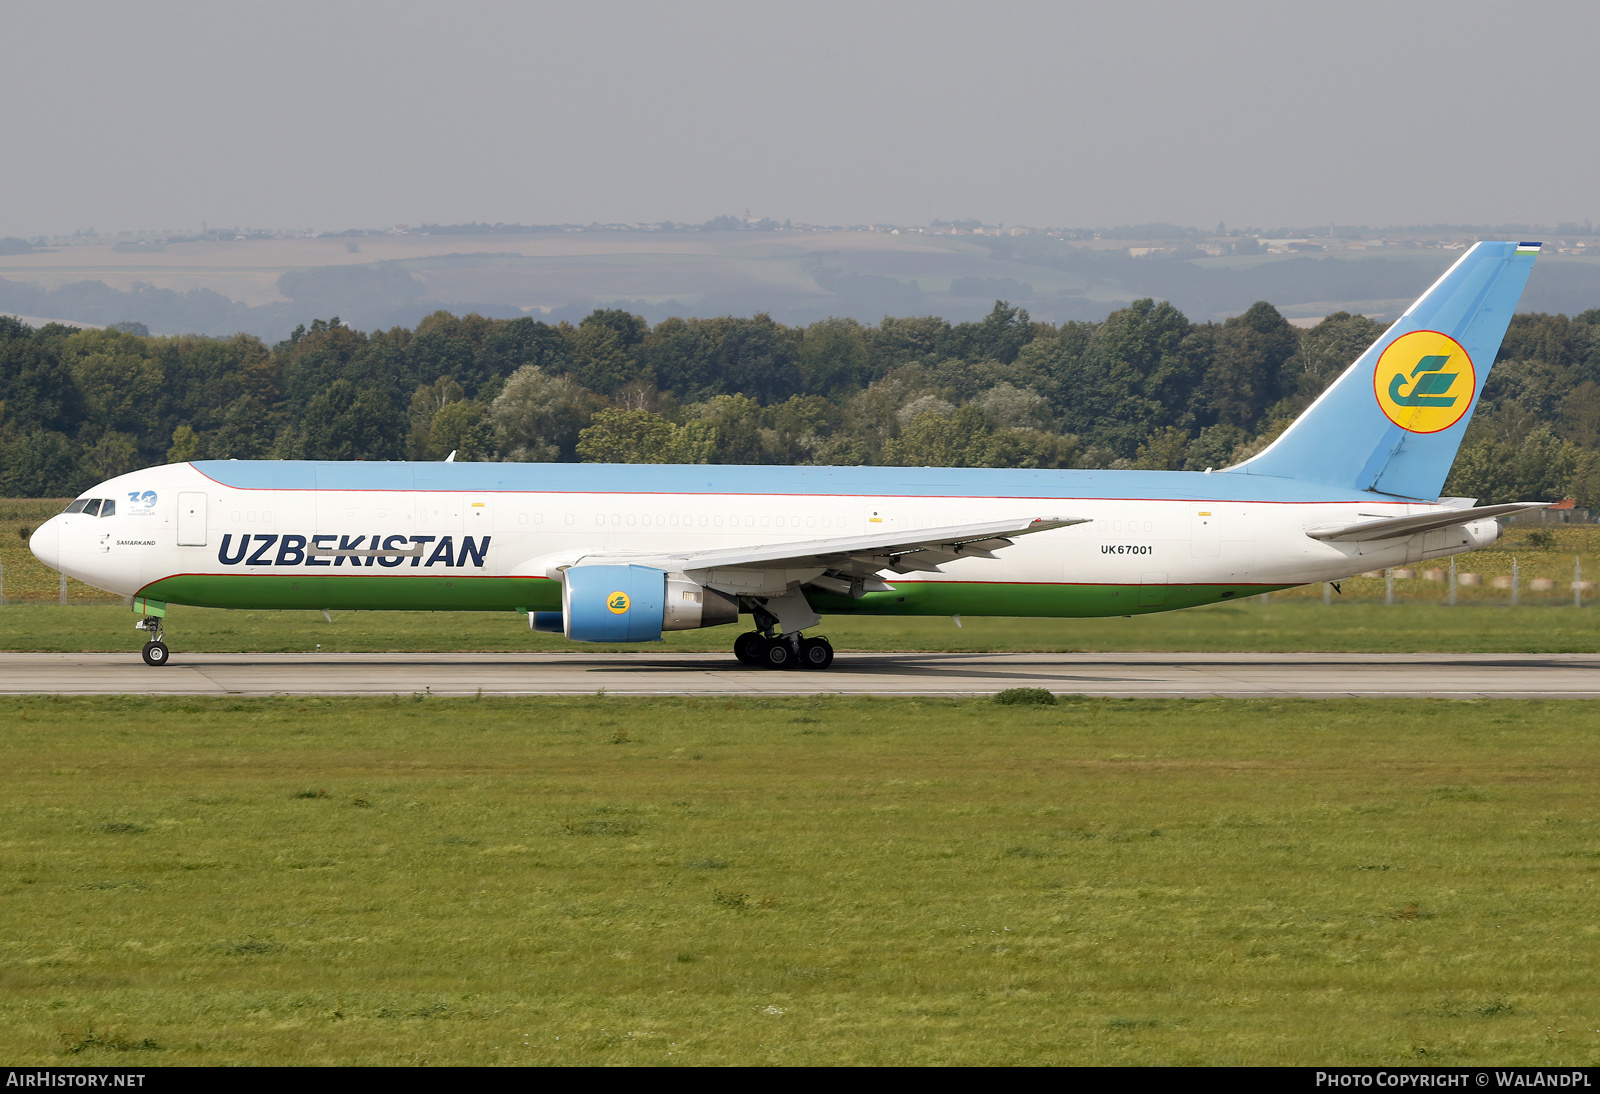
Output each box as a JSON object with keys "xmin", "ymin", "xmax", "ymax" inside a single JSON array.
[{"xmin": 4, "ymin": 651, "xmax": 1600, "ymax": 698}]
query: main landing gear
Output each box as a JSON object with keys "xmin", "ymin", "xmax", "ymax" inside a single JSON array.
[
  {"xmin": 136, "ymin": 617, "xmax": 170, "ymax": 666},
  {"xmin": 733, "ymin": 630, "xmax": 834, "ymax": 670}
]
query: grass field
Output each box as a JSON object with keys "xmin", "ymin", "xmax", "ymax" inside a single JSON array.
[
  {"xmin": 7, "ymin": 600, "xmax": 1600, "ymax": 655},
  {"xmin": 2, "ymin": 695, "xmax": 1598, "ymax": 1065}
]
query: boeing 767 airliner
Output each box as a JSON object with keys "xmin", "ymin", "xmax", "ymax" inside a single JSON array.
[{"xmin": 29, "ymin": 241, "xmax": 1546, "ymax": 669}]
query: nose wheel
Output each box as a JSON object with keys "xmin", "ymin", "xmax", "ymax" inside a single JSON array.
[
  {"xmin": 136, "ymin": 617, "xmax": 171, "ymax": 666},
  {"xmin": 732, "ymin": 631, "xmax": 834, "ymax": 670}
]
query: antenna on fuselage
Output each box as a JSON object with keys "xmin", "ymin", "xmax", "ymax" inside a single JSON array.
[{"xmin": 444, "ymin": 450, "xmax": 456, "ymax": 462}]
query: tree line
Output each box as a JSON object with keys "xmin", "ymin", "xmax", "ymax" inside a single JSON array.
[{"xmin": 3, "ymin": 300, "xmax": 1599, "ymax": 505}]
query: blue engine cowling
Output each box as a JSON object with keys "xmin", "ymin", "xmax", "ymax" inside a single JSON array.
[
  {"xmin": 562, "ymin": 564, "xmax": 667, "ymax": 642},
  {"xmin": 531, "ymin": 612, "xmax": 565, "ymax": 634}
]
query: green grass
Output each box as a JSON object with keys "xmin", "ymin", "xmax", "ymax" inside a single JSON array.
[
  {"xmin": 2, "ymin": 695, "xmax": 1599, "ymax": 1065},
  {"xmin": 7, "ymin": 599, "xmax": 1600, "ymax": 654}
]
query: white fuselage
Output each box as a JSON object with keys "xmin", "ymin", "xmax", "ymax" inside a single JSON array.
[{"xmin": 33, "ymin": 463, "xmax": 1500, "ymax": 612}]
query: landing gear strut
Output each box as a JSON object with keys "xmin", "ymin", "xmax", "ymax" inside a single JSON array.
[
  {"xmin": 137, "ymin": 617, "xmax": 170, "ymax": 667},
  {"xmin": 732, "ymin": 630, "xmax": 834, "ymax": 670}
]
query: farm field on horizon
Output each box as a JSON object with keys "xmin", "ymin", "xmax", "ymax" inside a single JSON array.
[
  {"xmin": 1, "ymin": 695, "xmax": 1596, "ymax": 1065},
  {"xmin": 13, "ymin": 228, "xmax": 1599, "ymax": 340}
]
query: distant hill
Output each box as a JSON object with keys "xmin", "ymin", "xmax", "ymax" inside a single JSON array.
[{"xmin": 0, "ymin": 231, "xmax": 1595, "ymax": 339}]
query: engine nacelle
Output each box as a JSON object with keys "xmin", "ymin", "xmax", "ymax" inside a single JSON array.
[
  {"xmin": 563, "ymin": 564, "xmax": 667, "ymax": 642},
  {"xmin": 663, "ymin": 575, "xmax": 739, "ymax": 631},
  {"xmin": 560, "ymin": 564, "xmax": 740, "ymax": 642}
]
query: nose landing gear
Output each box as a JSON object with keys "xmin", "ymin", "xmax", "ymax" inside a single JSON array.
[
  {"xmin": 136, "ymin": 618, "xmax": 170, "ymax": 666},
  {"xmin": 732, "ymin": 630, "xmax": 834, "ymax": 670}
]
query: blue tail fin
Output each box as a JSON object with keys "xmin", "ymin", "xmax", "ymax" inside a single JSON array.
[{"xmin": 1226, "ymin": 241, "xmax": 1541, "ymax": 500}]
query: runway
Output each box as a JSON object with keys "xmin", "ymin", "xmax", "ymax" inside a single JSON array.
[{"xmin": 4, "ymin": 650, "xmax": 1600, "ymax": 698}]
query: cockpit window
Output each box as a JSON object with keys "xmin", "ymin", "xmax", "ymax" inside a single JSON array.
[
  {"xmin": 65, "ymin": 499, "xmax": 90, "ymax": 514},
  {"xmin": 81, "ymin": 499, "xmax": 102, "ymax": 517},
  {"xmin": 99, "ymin": 499, "xmax": 115, "ymax": 517}
]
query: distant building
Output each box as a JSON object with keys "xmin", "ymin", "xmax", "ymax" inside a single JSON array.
[{"xmin": 1508, "ymin": 499, "xmax": 1594, "ymax": 525}]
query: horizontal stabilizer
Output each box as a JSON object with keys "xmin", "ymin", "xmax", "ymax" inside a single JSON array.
[{"xmin": 1306, "ymin": 502, "xmax": 1548, "ymax": 543}]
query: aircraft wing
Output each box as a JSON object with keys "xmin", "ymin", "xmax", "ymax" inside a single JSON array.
[
  {"xmin": 550, "ymin": 516, "xmax": 1087, "ymax": 598},
  {"xmin": 658, "ymin": 516, "xmax": 1085, "ymax": 576},
  {"xmin": 1306, "ymin": 502, "xmax": 1547, "ymax": 543},
  {"xmin": 656, "ymin": 518, "xmax": 1081, "ymax": 572}
]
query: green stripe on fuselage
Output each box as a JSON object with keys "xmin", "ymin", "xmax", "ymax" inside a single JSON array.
[
  {"xmin": 140, "ymin": 573, "xmax": 1297, "ymax": 618},
  {"xmin": 140, "ymin": 574, "xmax": 564, "ymax": 612}
]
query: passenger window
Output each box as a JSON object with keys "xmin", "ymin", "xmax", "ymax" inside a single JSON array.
[
  {"xmin": 99, "ymin": 500, "xmax": 115, "ymax": 517},
  {"xmin": 81, "ymin": 499, "xmax": 102, "ymax": 517},
  {"xmin": 65, "ymin": 499, "xmax": 89, "ymax": 514}
]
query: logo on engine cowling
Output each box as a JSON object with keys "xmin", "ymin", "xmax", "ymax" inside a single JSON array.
[{"xmin": 607, "ymin": 591, "xmax": 630, "ymax": 614}]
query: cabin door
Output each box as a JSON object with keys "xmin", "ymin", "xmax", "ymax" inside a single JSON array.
[{"xmin": 177, "ymin": 492, "xmax": 208, "ymax": 546}]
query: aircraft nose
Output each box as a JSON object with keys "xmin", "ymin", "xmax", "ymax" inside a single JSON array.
[{"xmin": 29, "ymin": 516, "xmax": 61, "ymax": 571}]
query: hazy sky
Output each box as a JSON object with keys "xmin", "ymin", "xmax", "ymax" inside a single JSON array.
[{"xmin": 5, "ymin": 0, "xmax": 1596, "ymax": 237}]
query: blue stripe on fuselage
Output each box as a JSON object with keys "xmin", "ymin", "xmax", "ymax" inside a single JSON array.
[{"xmin": 191, "ymin": 460, "xmax": 1397, "ymax": 504}]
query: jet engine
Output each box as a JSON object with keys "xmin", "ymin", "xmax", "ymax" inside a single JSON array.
[{"xmin": 560, "ymin": 563, "xmax": 738, "ymax": 642}]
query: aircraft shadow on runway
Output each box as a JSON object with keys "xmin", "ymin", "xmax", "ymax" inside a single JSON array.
[
  {"xmin": 103, "ymin": 652, "xmax": 1600, "ymax": 687},
  {"xmin": 583, "ymin": 658, "xmax": 1148, "ymax": 684}
]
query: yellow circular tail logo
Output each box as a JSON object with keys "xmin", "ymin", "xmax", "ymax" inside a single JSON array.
[
  {"xmin": 606, "ymin": 591, "xmax": 630, "ymax": 614},
  {"xmin": 1373, "ymin": 330, "xmax": 1475, "ymax": 434}
]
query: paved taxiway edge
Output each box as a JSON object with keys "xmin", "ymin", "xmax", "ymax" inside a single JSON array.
[{"xmin": 4, "ymin": 651, "xmax": 1600, "ymax": 699}]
